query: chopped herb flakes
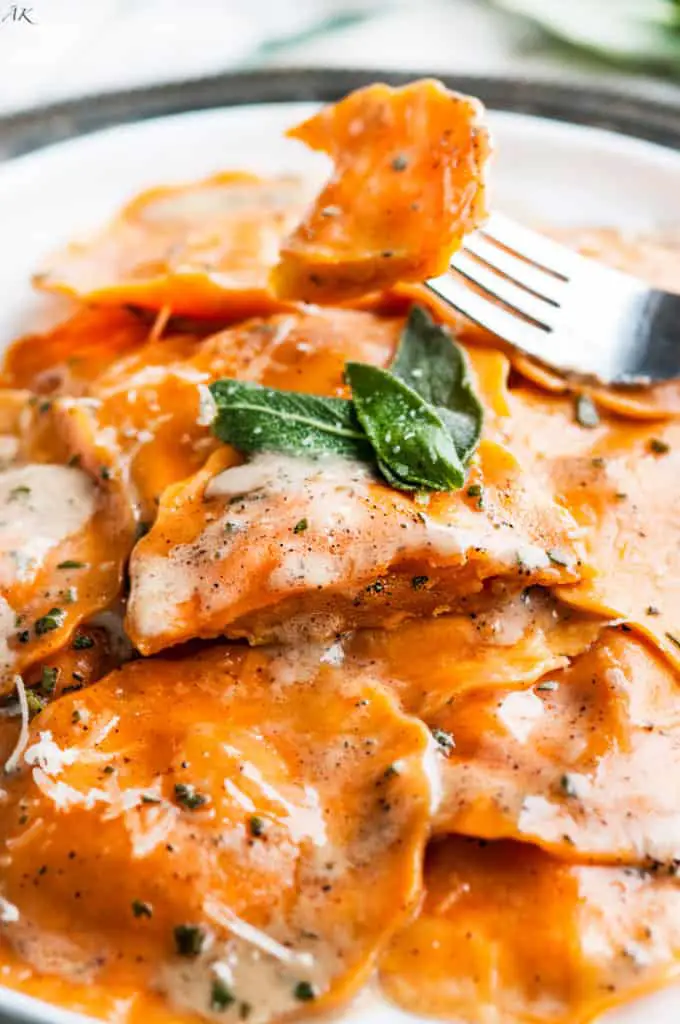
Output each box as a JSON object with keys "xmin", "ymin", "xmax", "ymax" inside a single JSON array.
[
  {"xmin": 431, "ymin": 727, "xmax": 455, "ymax": 753},
  {"xmin": 174, "ymin": 924, "xmax": 206, "ymax": 957},
  {"xmin": 293, "ymin": 518, "xmax": 308, "ymax": 534},
  {"xmin": 211, "ymin": 979, "xmax": 236, "ymax": 1012},
  {"xmin": 34, "ymin": 608, "xmax": 65, "ymax": 636},
  {"xmin": 8, "ymin": 485, "xmax": 30, "ymax": 501},
  {"xmin": 40, "ymin": 667, "xmax": 58, "ymax": 694},
  {"xmin": 574, "ymin": 394, "xmax": 600, "ymax": 428},
  {"xmin": 411, "ymin": 575, "xmax": 429, "ymax": 590},
  {"xmin": 666, "ymin": 632, "xmax": 680, "ymax": 650},
  {"xmin": 131, "ymin": 899, "xmax": 153, "ymax": 919},
  {"xmin": 560, "ymin": 773, "xmax": 580, "ymax": 798},
  {"xmin": 293, "ymin": 981, "xmax": 316, "ymax": 1002},
  {"xmin": 174, "ymin": 782, "xmax": 208, "ymax": 810},
  {"xmin": 249, "ymin": 815, "xmax": 266, "ymax": 838},
  {"xmin": 390, "ymin": 154, "xmax": 409, "ymax": 171},
  {"xmin": 26, "ymin": 691, "xmax": 46, "ymax": 717},
  {"xmin": 649, "ymin": 438, "xmax": 670, "ymax": 455},
  {"xmin": 72, "ymin": 633, "xmax": 95, "ymax": 650},
  {"xmin": 57, "ymin": 560, "xmax": 85, "ymax": 570}
]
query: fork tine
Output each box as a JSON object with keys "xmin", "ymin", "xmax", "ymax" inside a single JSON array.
[
  {"xmin": 462, "ymin": 233, "xmax": 564, "ymax": 305},
  {"xmin": 452, "ymin": 252, "xmax": 559, "ymax": 328},
  {"xmin": 425, "ymin": 272, "xmax": 553, "ymax": 361},
  {"xmin": 483, "ymin": 213, "xmax": 585, "ymax": 280}
]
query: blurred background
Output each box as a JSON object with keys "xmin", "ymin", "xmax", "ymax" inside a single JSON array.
[{"xmin": 0, "ymin": 0, "xmax": 679, "ymax": 115}]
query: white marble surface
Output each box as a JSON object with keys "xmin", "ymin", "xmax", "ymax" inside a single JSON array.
[{"xmin": 0, "ymin": 0, "xmax": 671, "ymax": 116}]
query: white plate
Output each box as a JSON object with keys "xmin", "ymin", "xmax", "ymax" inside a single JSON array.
[{"xmin": 0, "ymin": 100, "xmax": 679, "ymax": 1024}]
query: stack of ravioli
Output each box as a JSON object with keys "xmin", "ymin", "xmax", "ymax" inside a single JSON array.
[{"xmin": 0, "ymin": 80, "xmax": 679, "ymax": 1024}]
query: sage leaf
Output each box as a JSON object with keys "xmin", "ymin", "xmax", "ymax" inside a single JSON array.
[
  {"xmin": 391, "ymin": 305, "xmax": 483, "ymax": 462},
  {"xmin": 345, "ymin": 361, "xmax": 465, "ymax": 491},
  {"xmin": 210, "ymin": 379, "xmax": 372, "ymax": 460}
]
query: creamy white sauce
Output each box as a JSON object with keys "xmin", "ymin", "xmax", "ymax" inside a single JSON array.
[
  {"xmin": 0, "ymin": 896, "xmax": 19, "ymax": 924},
  {"xmin": 197, "ymin": 384, "xmax": 218, "ymax": 427},
  {"xmin": 130, "ymin": 552, "xmax": 196, "ymax": 639},
  {"xmin": 130, "ymin": 452, "xmax": 559, "ymax": 643},
  {"xmin": 157, "ymin": 920, "xmax": 335, "ymax": 1024},
  {"xmin": 496, "ymin": 690, "xmax": 545, "ymax": 744},
  {"xmin": 0, "ymin": 597, "xmax": 16, "ymax": 676},
  {"xmin": 0, "ymin": 436, "xmax": 19, "ymax": 470},
  {"xmin": 0, "ymin": 464, "xmax": 96, "ymax": 587},
  {"xmin": 269, "ymin": 550, "xmax": 340, "ymax": 590}
]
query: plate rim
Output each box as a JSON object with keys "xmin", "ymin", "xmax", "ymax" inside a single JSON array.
[{"xmin": 1, "ymin": 66, "xmax": 680, "ymax": 162}]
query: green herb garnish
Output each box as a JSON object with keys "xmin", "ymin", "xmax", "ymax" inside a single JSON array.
[
  {"xmin": 40, "ymin": 667, "xmax": 59, "ymax": 695},
  {"xmin": 26, "ymin": 691, "xmax": 46, "ymax": 717},
  {"xmin": 57, "ymin": 560, "xmax": 86, "ymax": 570},
  {"xmin": 132, "ymin": 899, "xmax": 153, "ymax": 919},
  {"xmin": 411, "ymin": 575, "xmax": 429, "ymax": 590},
  {"xmin": 211, "ymin": 979, "xmax": 236, "ymax": 1012},
  {"xmin": 173, "ymin": 924, "xmax": 206, "ymax": 957},
  {"xmin": 209, "ymin": 306, "xmax": 483, "ymax": 495},
  {"xmin": 293, "ymin": 981, "xmax": 316, "ymax": 1002},
  {"xmin": 560, "ymin": 773, "xmax": 580, "ymax": 798},
  {"xmin": 72, "ymin": 633, "xmax": 94, "ymax": 650},
  {"xmin": 34, "ymin": 607, "xmax": 65, "ymax": 636},
  {"xmin": 293, "ymin": 518, "xmax": 308, "ymax": 534},
  {"xmin": 390, "ymin": 305, "xmax": 483, "ymax": 463},
  {"xmin": 649, "ymin": 437, "xmax": 670, "ymax": 455},
  {"xmin": 210, "ymin": 379, "xmax": 370, "ymax": 460},
  {"xmin": 431, "ymin": 727, "xmax": 455, "ymax": 753},
  {"xmin": 8, "ymin": 485, "xmax": 30, "ymax": 501},
  {"xmin": 174, "ymin": 782, "xmax": 208, "ymax": 810},
  {"xmin": 249, "ymin": 815, "xmax": 266, "ymax": 837},
  {"xmin": 345, "ymin": 361, "xmax": 465, "ymax": 492}
]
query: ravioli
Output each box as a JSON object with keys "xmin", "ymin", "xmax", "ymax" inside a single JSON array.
[
  {"xmin": 380, "ymin": 836, "xmax": 680, "ymax": 1024},
  {"xmin": 0, "ymin": 462, "xmax": 130, "ymax": 691},
  {"xmin": 348, "ymin": 585, "xmax": 605, "ymax": 717},
  {"xmin": 272, "ymin": 79, "xmax": 490, "ymax": 303},
  {"xmin": 0, "ymin": 645, "xmax": 432, "ymax": 1024},
  {"xmin": 432, "ymin": 630, "xmax": 680, "ymax": 864},
  {"xmin": 126, "ymin": 440, "xmax": 585, "ymax": 653},
  {"xmin": 0, "ymin": 395, "xmax": 131, "ymax": 691},
  {"xmin": 502, "ymin": 385, "xmax": 680, "ymax": 667},
  {"xmin": 2, "ymin": 306, "xmax": 152, "ymax": 396},
  {"xmin": 35, "ymin": 173, "xmax": 311, "ymax": 319},
  {"xmin": 54, "ymin": 308, "xmax": 405, "ymax": 524}
]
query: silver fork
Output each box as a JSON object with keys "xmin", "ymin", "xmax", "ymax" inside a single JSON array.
[{"xmin": 426, "ymin": 212, "xmax": 680, "ymax": 385}]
